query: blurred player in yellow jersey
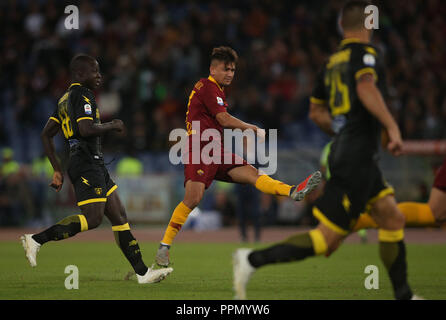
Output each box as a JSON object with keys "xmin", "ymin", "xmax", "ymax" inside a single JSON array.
[
  {"xmin": 320, "ymin": 141, "xmax": 445, "ymax": 235},
  {"xmin": 354, "ymin": 157, "xmax": 446, "ymax": 231},
  {"xmin": 233, "ymin": 0, "xmax": 422, "ymax": 300}
]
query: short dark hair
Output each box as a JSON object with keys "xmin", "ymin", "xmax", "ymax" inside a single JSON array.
[
  {"xmin": 210, "ymin": 46, "xmax": 238, "ymax": 65},
  {"xmin": 340, "ymin": 0, "xmax": 371, "ymax": 31},
  {"xmin": 69, "ymin": 54, "xmax": 96, "ymax": 75}
]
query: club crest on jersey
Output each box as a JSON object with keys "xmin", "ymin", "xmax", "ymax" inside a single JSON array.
[
  {"xmin": 197, "ymin": 169, "xmax": 204, "ymax": 176},
  {"xmin": 94, "ymin": 187, "xmax": 102, "ymax": 195},
  {"xmin": 84, "ymin": 104, "xmax": 92, "ymax": 115},
  {"xmin": 363, "ymin": 53, "xmax": 376, "ymax": 66},
  {"xmin": 216, "ymin": 97, "xmax": 224, "ymax": 106}
]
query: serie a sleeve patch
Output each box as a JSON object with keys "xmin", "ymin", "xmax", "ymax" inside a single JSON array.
[
  {"xmin": 84, "ymin": 104, "xmax": 92, "ymax": 115},
  {"xmin": 216, "ymin": 96, "xmax": 224, "ymax": 106},
  {"xmin": 363, "ymin": 53, "xmax": 376, "ymax": 66}
]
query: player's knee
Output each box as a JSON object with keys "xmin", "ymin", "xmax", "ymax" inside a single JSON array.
[
  {"xmin": 312, "ymin": 226, "xmax": 342, "ymax": 257},
  {"xmin": 112, "ymin": 211, "xmax": 127, "ymax": 226},
  {"xmin": 85, "ymin": 212, "xmax": 103, "ymax": 229},
  {"xmin": 396, "ymin": 209, "xmax": 406, "ymax": 225},
  {"xmin": 325, "ymin": 238, "xmax": 342, "ymax": 257},
  {"xmin": 431, "ymin": 205, "xmax": 446, "ymax": 223},
  {"xmin": 428, "ymin": 197, "xmax": 446, "ymax": 223},
  {"xmin": 184, "ymin": 192, "xmax": 203, "ymax": 209},
  {"xmin": 386, "ymin": 207, "xmax": 405, "ymax": 229},
  {"xmin": 373, "ymin": 196, "xmax": 405, "ymax": 229},
  {"xmin": 117, "ymin": 205, "xmax": 127, "ymax": 223}
]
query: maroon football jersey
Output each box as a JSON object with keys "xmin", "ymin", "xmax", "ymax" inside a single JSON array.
[{"xmin": 185, "ymin": 76, "xmax": 228, "ymax": 136}]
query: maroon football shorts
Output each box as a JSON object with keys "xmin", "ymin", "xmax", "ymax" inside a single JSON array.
[{"xmin": 183, "ymin": 139, "xmax": 248, "ymax": 189}]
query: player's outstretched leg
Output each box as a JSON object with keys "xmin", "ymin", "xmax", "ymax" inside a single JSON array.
[
  {"xmin": 254, "ymin": 171, "xmax": 321, "ymax": 201},
  {"xmin": 233, "ymin": 224, "xmax": 338, "ymax": 299},
  {"xmin": 353, "ymin": 201, "xmax": 438, "ymax": 231},
  {"xmin": 20, "ymin": 203, "xmax": 102, "ymax": 267},
  {"xmin": 228, "ymin": 165, "xmax": 321, "ymax": 201}
]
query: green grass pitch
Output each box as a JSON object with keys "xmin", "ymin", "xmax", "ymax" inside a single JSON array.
[{"xmin": 0, "ymin": 241, "xmax": 444, "ymax": 300}]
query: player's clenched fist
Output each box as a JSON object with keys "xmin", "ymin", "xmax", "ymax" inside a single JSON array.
[
  {"xmin": 111, "ymin": 119, "xmax": 125, "ymax": 132},
  {"xmin": 386, "ymin": 127, "xmax": 403, "ymax": 156},
  {"xmin": 50, "ymin": 171, "xmax": 64, "ymax": 192}
]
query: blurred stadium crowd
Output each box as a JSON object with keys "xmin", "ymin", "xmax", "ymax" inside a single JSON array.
[{"xmin": 0, "ymin": 0, "xmax": 445, "ymax": 229}]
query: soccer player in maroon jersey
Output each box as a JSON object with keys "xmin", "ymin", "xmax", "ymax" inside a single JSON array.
[{"xmin": 155, "ymin": 47, "xmax": 322, "ymax": 267}]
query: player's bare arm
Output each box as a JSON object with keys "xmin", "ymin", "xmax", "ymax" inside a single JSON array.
[
  {"xmin": 308, "ymin": 103, "xmax": 335, "ymax": 136},
  {"xmin": 215, "ymin": 111, "xmax": 265, "ymax": 140},
  {"xmin": 41, "ymin": 118, "xmax": 64, "ymax": 191},
  {"xmin": 356, "ymin": 73, "xmax": 402, "ymax": 155},
  {"xmin": 215, "ymin": 111, "xmax": 257, "ymax": 131},
  {"xmin": 78, "ymin": 118, "xmax": 125, "ymax": 138}
]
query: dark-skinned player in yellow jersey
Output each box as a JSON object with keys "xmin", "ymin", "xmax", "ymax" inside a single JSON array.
[
  {"xmin": 233, "ymin": 1, "xmax": 423, "ymax": 300},
  {"xmin": 21, "ymin": 54, "xmax": 172, "ymax": 284}
]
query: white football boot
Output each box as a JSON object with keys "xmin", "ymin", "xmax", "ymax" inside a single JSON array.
[
  {"xmin": 233, "ymin": 248, "xmax": 256, "ymax": 300},
  {"xmin": 137, "ymin": 265, "xmax": 173, "ymax": 284},
  {"xmin": 20, "ymin": 234, "xmax": 41, "ymax": 267}
]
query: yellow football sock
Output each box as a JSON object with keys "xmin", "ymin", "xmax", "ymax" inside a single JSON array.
[
  {"xmin": 161, "ymin": 202, "xmax": 192, "ymax": 245},
  {"xmin": 309, "ymin": 229, "xmax": 328, "ymax": 255},
  {"xmin": 353, "ymin": 202, "xmax": 436, "ymax": 231},
  {"xmin": 378, "ymin": 228, "xmax": 404, "ymax": 242},
  {"xmin": 255, "ymin": 175, "xmax": 292, "ymax": 196},
  {"xmin": 397, "ymin": 202, "xmax": 436, "ymax": 227},
  {"xmin": 353, "ymin": 213, "xmax": 378, "ymax": 231}
]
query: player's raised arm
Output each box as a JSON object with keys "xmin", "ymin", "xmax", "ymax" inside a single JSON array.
[
  {"xmin": 41, "ymin": 117, "xmax": 63, "ymax": 191},
  {"xmin": 356, "ymin": 73, "xmax": 402, "ymax": 155}
]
